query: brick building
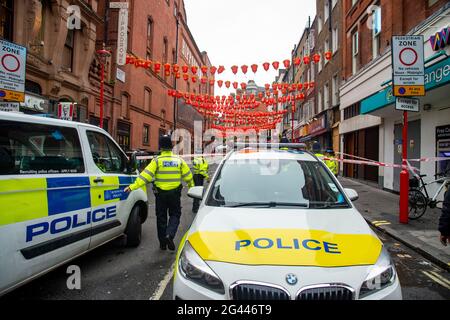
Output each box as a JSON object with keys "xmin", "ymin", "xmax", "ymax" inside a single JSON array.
[
  {"xmin": 0, "ymin": 0, "xmax": 101, "ymax": 121},
  {"xmin": 96, "ymin": 0, "xmax": 213, "ymax": 153},
  {"xmin": 339, "ymin": 0, "xmax": 448, "ymax": 185}
]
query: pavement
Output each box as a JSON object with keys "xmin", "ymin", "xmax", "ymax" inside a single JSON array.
[{"xmin": 339, "ymin": 177, "xmax": 450, "ymax": 272}]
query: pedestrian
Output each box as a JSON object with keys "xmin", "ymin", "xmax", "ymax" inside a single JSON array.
[
  {"xmin": 192, "ymin": 149, "xmax": 209, "ymax": 214},
  {"xmin": 438, "ymin": 186, "xmax": 450, "ymax": 246},
  {"xmin": 325, "ymin": 148, "xmax": 339, "ymax": 177},
  {"xmin": 124, "ymin": 135, "xmax": 194, "ymax": 251},
  {"xmin": 280, "ymin": 137, "xmax": 290, "ymax": 150}
]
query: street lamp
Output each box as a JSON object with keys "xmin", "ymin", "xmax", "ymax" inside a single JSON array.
[{"xmin": 96, "ymin": 47, "xmax": 111, "ymax": 129}]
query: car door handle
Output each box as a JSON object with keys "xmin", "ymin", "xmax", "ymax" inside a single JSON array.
[{"xmin": 93, "ymin": 177, "xmax": 104, "ymax": 184}]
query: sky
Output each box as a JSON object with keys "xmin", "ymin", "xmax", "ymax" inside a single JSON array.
[{"xmin": 184, "ymin": 0, "xmax": 316, "ymax": 96}]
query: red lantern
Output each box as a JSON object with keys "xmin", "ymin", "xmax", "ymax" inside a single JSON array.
[
  {"xmin": 303, "ymin": 56, "xmax": 310, "ymax": 65},
  {"xmin": 297, "ymin": 83, "xmax": 303, "ymax": 90},
  {"xmin": 272, "ymin": 61, "xmax": 280, "ymax": 70},
  {"xmin": 309, "ymin": 81, "xmax": 315, "ymax": 88},
  {"xmin": 172, "ymin": 64, "xmax": 179, "ymax": 73},
  {"xmin": 218, "ymin": 65, "xmax": 225, "ymax": 74},
  {"xmin": 192, "ymin": 76, "xmax": 197, "ymax": 83},
  {"xmin": 164, "ymin": 63, "xmax": 171, "ymax": 72},
  {"xmin": 164, "ymin": 70, "xmax": 171, "ymax": 77},
  {"xmin": 294, "ymin": 57, "xmax": 301, "ymax": 66},
  {"xmin": 154, "ymin": 61, "xmax": 161, "ymax": 73},
  {"xmin": 210, "ymin": 66, "xmax": 217, "ymax": 75},
  {"xmin": 283, "ymin": 59, "xmax": 291, "ymax": 69},
  {"xmin": 231, "ymin": 65, "xmax": 239, "ymax": 75},
  {"xmin": 183, "ymin": 73, "xmax": 189, "ymax": 81},
  {"xmin": 209, "ymin": 79, "xmax": 215, "ymax": 86},
  {"xmin": 144, "ymin": 60, "xmax": 152, "ymax": 69},
  {"xmin": 191, "ymin": 66, "xmax": 198, "ymax": 74},
  {"xmin": 182, "ymin": 65, "xmax": 189, "ymax": 73},
  {"xmin": 241, "ymin": 83, "xmax": 247, "ymax": 90},
  {"xmin": 265, "ymin": 84, "xmax": 270, "ymax": 91},
  {"xmin": 258, "ymin": 92, "xmax": 264, "ymax": 99},
  {"xmin": 313, "ymin": 53, "xmax": 321, "ymax": 64},
  {"xmin": 225, "ymin": 81, "xmax": 231, "ymax": 88},
  {"xmin": 263, "ymin": 62, "xmax": 270, "ymax": 71},
  {"xmin": 325, "ymin": 51, "xmax": 332, "ymax": 61},
  {"xmin": 201, "ymin": 65, "xmax": 208, "ymax": 74},
  {"xmin": 251, "ymin": 64, "xmax": 258, "ymax": 73},
  {"xmin": 241, "ymin": 65, "xmax": 248, "ymax": 74},
  {"xmin": 175, "ymin": 72, "xmax": 180, "ymax": 79},
  {"xmin": 232, "ymin": 82, "xmax": 238, "ymax": 89},
  {"xmin": 201, "ymin": 77, "xmax": 207, "ymax": 85}
]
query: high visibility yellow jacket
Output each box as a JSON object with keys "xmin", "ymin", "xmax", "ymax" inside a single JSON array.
[
  {"xmin": 192, "ymin": 156, "xmax": 209, "ymax": 179},
  {"xmin": 316, "ymin": 153, "xmax": 338, "ymax": 175},
  {"xmin": 129, "ymin": 151, "xmax": 194, "ymax": 191}
]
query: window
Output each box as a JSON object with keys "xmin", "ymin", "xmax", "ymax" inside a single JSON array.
[
  {"xmin": 143, "ymin": 125, "xmax": 150, "ymax": 145},
  {"xmin": 318, "ymin": 16, "xmax": 322, "ymax": 34},
  {"xmin": 144, "ymin": 88, "xmax": 152, "ymax": 112},
  {"xmin": 121, "ymin": 94, "xmax": 129, "ymax": 118},
  {"xmin": 372, "ymin": 5, "xmax": 381, "ymax": 59},
  {"xmin": 0, "ymin": 0, "xmax": 13, "ymax": 40},
  {"xmin": 117, "ymin": 121, "xmax": 131, "ymax": 151},
  {"xmin": 62, "ymin": 30, "xmax": 75, "ymax": 71},
  {"xmin": 147, "ymin": 18, "xmax": 154, "ymax": 58},
  {"xmin": 324, "ymin": 83, "xmax": 330, "ymax": 110},
  {"xmin": 324, "ymin": 39, "xmax": 330, "ymax": 64},
  {"xmin": 324, "ymin": 1, "xmax": 329, "ymax": 22},
  {"xmin": 0, "ymin": 120, "xmax": 85, "ymax": 175},
  {"xmin": 352, "ymin": 31, "xmax": 359, "ymax": 75},
  {"xmin": 317, "ymin": 90, "xmax": 322, "ymax": 113},
  {"xmin": 87, "ymin": 131, "xmax": 127, "ymax": 174},
  {"xmin": 332, "ymin": 28, "xmax": 338, "ymax": 53},
  {"xmin": 343, "ymin": 103, "xmax": 360, "ymax": 120},
  {"xmin": 332, "ymin": 74, "xmax": 339, "ymax": 106},
  {"xmin": 163, "ymin": 37, "xmax": 168, "ymax": 64}
]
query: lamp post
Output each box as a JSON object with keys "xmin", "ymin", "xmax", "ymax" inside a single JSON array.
[
  {"xmin": 173, "ymin": 13, "xmax": 180, "ymax": 132},
  {"xmin": 96, "ymin": 47, "xmax": 111, "ymax": 129}
]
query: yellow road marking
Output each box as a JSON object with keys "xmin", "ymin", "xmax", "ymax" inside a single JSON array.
[
  {"xmin": 429, "ymin": 271, "xmax": 450, "ymax": 287},
  {"xmin": 374, "ymin": 222, "xmax": 391, "ymax": 226},
  {"xmin": 422, "ymin": 271, "xmax": 450, "ymax": 290},
  {"xmin": 372, "ymin": 220, "xmax": 389, "ymax": 224}
]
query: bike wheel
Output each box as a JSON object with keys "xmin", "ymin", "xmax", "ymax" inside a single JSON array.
[{"xmin": 408, "ymin": 189, "xmax": 427, "ymax": 220}]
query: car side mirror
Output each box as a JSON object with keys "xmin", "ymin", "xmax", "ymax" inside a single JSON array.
[
  {"xmin": 344, "ymin": 188, "xmax": 359, "ymax": 201},
  {"xmin": 188, "ymin": 186, "xmax": 204, "ymax": 200}
]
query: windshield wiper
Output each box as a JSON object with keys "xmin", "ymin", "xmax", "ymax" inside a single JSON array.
[
  {"xmin": 309, "ymin": 202, "xmax": 350, "ymax": 209},
  {"xmin": 226, "ymin": 202, "xmax": 308, "ymax": 208}
]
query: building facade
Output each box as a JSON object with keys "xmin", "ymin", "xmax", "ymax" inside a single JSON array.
[{"xmin": 339, "ymin": 0, "xmax": 448, "ymax": 184}]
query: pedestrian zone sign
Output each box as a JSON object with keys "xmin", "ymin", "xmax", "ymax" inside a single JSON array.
[{"xmin": 0, "ymin": 40, "xmax": 26, "ymax": 102}]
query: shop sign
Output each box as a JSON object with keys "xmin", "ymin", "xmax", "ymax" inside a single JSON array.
[
  {"xmin": 429, "ymin": 26, "xmax": 450, "ymax": 51},
  {"xmin": 309, "ymin": 116, "xmax": 326, "ymax": 134},
  {"xmin": 21, "ymin": 94, "xmax": 47, "ymax": 111}
]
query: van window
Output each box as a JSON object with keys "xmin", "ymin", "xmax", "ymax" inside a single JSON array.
[
  {"xmin": 87, "ymin": 131, "xmax": 127, "ymax": 174},
  {"xmin": 0, "ymin": 120, "xmax": 85, "ymax": 175}
]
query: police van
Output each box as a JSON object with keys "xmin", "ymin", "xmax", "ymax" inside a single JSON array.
[{"xmin": 0, "ymin": 111, "xmax": 148, "ymax": 296}]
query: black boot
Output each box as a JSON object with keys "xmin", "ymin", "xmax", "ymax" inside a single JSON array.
[{"xmin": 166, "ymin": 236, "xmax": 176, "ymax": 251}]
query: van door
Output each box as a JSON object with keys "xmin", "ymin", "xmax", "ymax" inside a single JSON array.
[
  {"xmin": 0, "ymin": 120, "xmax": 90, "ymax": 294},
  {"xmin": 84, "ymin": 130, "xmax": 132, "ymax": 249}
]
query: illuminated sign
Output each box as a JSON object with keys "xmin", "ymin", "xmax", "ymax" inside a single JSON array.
[{"xmin": 429, "ymin": 26, "xmax": 450, "ymax": 51}]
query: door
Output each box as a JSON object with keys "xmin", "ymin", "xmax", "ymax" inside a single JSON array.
[
  {"xmin": 0, "ymin": 120, "xmax": 90, "ymax": 293},
  {"xmin": 85, "ymin": 130, "xmax": 132, "ymax": 249},
  {"xmin": 394, "ymin": 120, "xmax": 421, "ymax": 191}
]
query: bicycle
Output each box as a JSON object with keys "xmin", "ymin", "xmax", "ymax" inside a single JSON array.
[{"xmin": 408, "ymin": 169, "xmax": 450, "ymax": 220}]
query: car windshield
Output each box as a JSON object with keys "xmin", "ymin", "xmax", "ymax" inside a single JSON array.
[{"xmin": 206, "ymin": 158, "xmax": 349, "ymax": 209}]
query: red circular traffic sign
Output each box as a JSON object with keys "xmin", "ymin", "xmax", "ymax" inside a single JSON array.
[
  {"xmin": 1, "ymin": 54, "xmax": 20, "ymax": 72},
  {"xmin": 399, "ymin": 48, "xmax": 418, "ymax": 66}
]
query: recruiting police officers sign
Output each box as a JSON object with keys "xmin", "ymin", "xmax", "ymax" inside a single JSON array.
[
  {"xmin": 392, "ymin": 35, "xmax": 425, "ymax": 97},
  {"xmin": 0, "ymin": 40, "xmax": 27, "ymax": 102}
]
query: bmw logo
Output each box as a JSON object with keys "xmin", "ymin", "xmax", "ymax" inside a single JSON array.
[{"xmin": 286, "ymin": 273, "xmax": 298, "ymax": 285}]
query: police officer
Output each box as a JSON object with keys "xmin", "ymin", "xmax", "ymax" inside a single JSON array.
[
  {"xmin": 312, "ymin": 142, "xmax": 323, "ymax": 158},
  {"xmin": 124, "ymin": 135, "xmax": 194, "ymax": 251},
  {"xmin": 325, "ymin": 148, "xmax": 339, "ymax": 177},
  {"xmin": 192, "ymin": 150, "xmax": 209, "ymax": 214},
  {"xmin": 280, "ymin": 137, "xmax": 290, "ymax": 150}
]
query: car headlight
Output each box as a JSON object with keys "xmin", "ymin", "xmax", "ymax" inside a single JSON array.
[
  {"xmin": 179, "ymin": 241, "xmax": 225, "ymax": 294},
  {"xmin": 359, "ymin": 246, "xmax": 396, "ymax": 298}
]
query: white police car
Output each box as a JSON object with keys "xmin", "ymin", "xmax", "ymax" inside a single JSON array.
[
  {"xmin": 173, "ymin": 145, "xmax": 402, "ymax": 300},
  {"xmin": 0, "ymin": 111, "xmax": 148, "ymax": 296}
]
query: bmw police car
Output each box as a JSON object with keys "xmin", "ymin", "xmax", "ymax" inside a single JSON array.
[
  {"xmin": 0, "ymin": 111, "xmax": 148, "ymax": 296},
  {"xmin": 174, "ymin": 145, "xmax": 402, "ymax": 300}
]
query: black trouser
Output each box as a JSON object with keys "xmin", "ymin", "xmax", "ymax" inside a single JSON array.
[
  {"xmin": 155, "ymin": 185, "xmax": 182, "ymax": 245},
  {"xmin": 192, "ymin": 174, "xmax": 204, "ymax": 212}
]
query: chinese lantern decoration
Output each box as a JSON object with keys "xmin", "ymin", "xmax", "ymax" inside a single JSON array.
[
  {"xmin": 265, "ymin": 84, "xmax": 270, "ymax": 91},
  {"xmin": 263, "ymin": 62, "xmax": 270, "ymax": 71},
  {"xmin": 294, "ymin": 57, "xmax": 301, "ymax": 66},
  {"xmin": 272, "ymin": 83, "xmax": 277, "ymax": 90},
  {"xmin": 164, "ymin": 63, "xmax": 171, "ymax": 72},
  {"xmin": 241, "ymin": 83, "xmax": 247, "ymax": 90},
  {"xmin": 210, "ymin": 66, "xmax": 217, "ymax": 75},
  {"xmin": 304, "ymin": 82, "xmax": 309, "ymax": 89},
  {"xmin": 218, "ymin": 66, "xmax": 225, "ymax": 74},
  {"xmin": 192, "ymin": 76, "xmax": 198, "ymax": 83},
  {"xmin": 297, "ymin": 83, "xmax": 303, "ymax": 90},
  {"xmin": 172, "ymin": 64, "xmax": 179, "ymax": 73},
  {"xmin": 209, "ymin": 79, "xmax": 215, "ymax": 86},
  {"xmin": 153, "ymin": 61, "xmax": 161, "ymax": 73},
  {"xmin": 218, "ymin": 80, "xmax": 223, "ymax": 88},
  {"xmin": 258, "ymin": 92, "xmax": 264, "ymax": 99},
  {"xmin": 191, "ymin": 66, "xmax": 198, "ymax": 74},
  {"xmin": 251, "ymin": 64, "xmax": 258, "ymax": 73},
  {"xmin": 182, "ymin": 65, "xmax": 189, "ymax": 73},
  {"xmin": 313, "ymin": 53, "xmax": 321, "ymax": 64},
  {"xmin": 225, "ymin": 81, "xmax": 231, "ymax": 88},
  {"xmin": 303, "ymin": 56, "xmax": 310, "ymax": 65},
  {"xmin": 272, "ymin": 61, "xmax": 280, "ymax": 70},
  {"xmin": 201, "ymin": 77, "xmax": 207, "ymax": 85},
  {"xmin": 164, "ymin": 70, "xmax": 171, "ymax": 77},
  {"xmin": 201, "ymin": 66, "xmax": 208, "ymax": 75},
  {"xmin": 183, "ymin": 73, "xmax": 189, "ymax": 81},
  {"xmin": 241, "ymin": 65, "xmax": 248, "ymax": 74},
  {"xmin": 309, "ymin": 81, "xmax": 315, "ymax": 88},
  {"xmin": 283, "ymin": 59, "xmax": 291, "ymax": 69},
  {"xmin": 231, "ymin": 65, "xmax": 239, "ymax": 75},
  {"xmin": 175, "ymin": 72, "xmax": 180, "ymax": 79},
  {"xmin": 233, "ymin": 82, "xmax": 238, "ymax": 89},
  {"xmin": 325, "ymin": 51, "xmax": 332, "ymax": 61}
]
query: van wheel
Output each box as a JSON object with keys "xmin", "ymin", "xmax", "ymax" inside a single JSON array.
[{"xmin": 125, "ymin": 206, "xmax": 142, "ymax": 247}]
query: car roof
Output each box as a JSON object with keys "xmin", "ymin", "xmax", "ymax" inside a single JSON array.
[
  {"xmin": 228, "ymin": 148, "xmax": 318, "ymax": 161},
  {"xmin": 0, "ymin": 111, "xmax": 103, "ymax": 131}
]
